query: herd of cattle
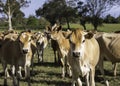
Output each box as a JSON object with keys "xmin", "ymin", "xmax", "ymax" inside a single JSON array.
[{"xmin": 0, "ymin": 24, "xmax": 120, "ymax": 86}]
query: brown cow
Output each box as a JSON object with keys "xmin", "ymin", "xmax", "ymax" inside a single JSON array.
[{"xmin": 0, "ymin": 30, "xmax": 33, "ymax": 86}]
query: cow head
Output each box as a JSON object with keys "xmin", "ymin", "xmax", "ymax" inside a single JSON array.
[
  {"xmin": 68, "ymin": 29, "xmax": 94, "ymax": 58},
  {"xmin": 18, "ymin": 30, "xmax": 33, "ymax": 54}
]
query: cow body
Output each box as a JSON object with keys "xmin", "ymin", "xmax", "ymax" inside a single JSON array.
[
  {"xmin": 96, "ymin": 32, "xmax": 120, "ymax": 77},
  {"xmin": 68, "ymin": 29, "xmax": 100, "ymax": 86}
]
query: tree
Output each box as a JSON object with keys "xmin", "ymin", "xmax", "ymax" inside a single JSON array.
[
  {"xmin": 77, "ymin": 0, "xmax": 120, "ymax": 30},
  {"xmin": 36, "ymin": 0, "xmax": 77, "ymax": 29},
  {"xmin": 26, "ymin": 15, "xmax": 39, "ymax": 29},
  {"xmin": 0, "ymin": 0, "xmax": 30, "ymax": 30},
  {"xmin": 12, "ymin": 8, "xmax": 25, "ymax": 27},
  {"xmin": 77, "ymin": 1, "xmax": 89, "ymax": 30},
  {"xmin": 116, "ymin": 16, "xmax": 120, "ymax": 23},
  {"xmin": 104, "ymin": 14, "xmax": 117, "ymax": 23}
]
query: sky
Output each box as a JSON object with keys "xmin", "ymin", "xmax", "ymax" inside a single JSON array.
[
  {"xmin": 0, "ymin": 0, "xmax": 120, "ymax": 18},
  {"xmin": 21, "ymin": 0, "xmax": 120, "ymax": 18},
  {"xmin": 20, "ymin": 0, "xmax": 46, "ymax": 18}
]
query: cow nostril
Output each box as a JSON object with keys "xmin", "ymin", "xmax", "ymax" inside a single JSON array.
[
  {"xmin": 23, "ymin": 49, "xmax": 28, "ymax": 54},
  {"xmin": 36, "ymin": 42, "xmax": 40, "ymax": 45},
  {"xmin": 73, "ymin": 52, "xmax": 80, "ymax": 57}
]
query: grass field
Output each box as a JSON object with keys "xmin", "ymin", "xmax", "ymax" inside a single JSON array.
[
  {"xmin": 0, "ymin": 46, "xmax": 120, "ymax": 86},
  {"xmin": 63, "ymin": 23, "xmax": 120, "ymax": 32},
  {"xmin": 0, "ymin": 23, "xmax": 120, "ymax": 86}
]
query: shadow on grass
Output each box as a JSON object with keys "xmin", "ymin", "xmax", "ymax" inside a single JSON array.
[
  {"xmin": 34, "ymin": 62, "xmax": 61, "ymax": 67},
  {"xmin": 31, "ymin": 78, "xmax": 71, "ymax": 86}
]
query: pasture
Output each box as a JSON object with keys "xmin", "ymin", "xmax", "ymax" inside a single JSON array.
[
  {"xmin": 0, "ymin": 45, "xmax": 120, "ymax": 86},
  {"xmin": 0, "ymin": 23, "xmax": 120, "ymax": 86}
]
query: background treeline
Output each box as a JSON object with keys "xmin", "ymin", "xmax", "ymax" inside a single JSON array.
[{"xmin": 0, "ymin": 0, "xmax": 120, "ymax": 31}]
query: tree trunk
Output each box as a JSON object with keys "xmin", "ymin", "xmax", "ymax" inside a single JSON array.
[
  {"xmin": 94, "ymin": 25, "xmax": 97, "ymax": 31},
  {"xmin": 66, "ymin": 17, "xmax": 70, "ymax": 29},
  {"xmin": 83, "ymin": 24, "xmax": 86, "ymax": 30},
  {"xmin": 8, "ymin": 6, "xmax": 13, "ymax": 30}
]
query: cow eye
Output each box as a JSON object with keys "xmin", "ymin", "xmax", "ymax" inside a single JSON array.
[
  {"xmin": 82, "ymin": 40, "xmax": 85, "ymax": 43},
  {"xmin": 18, "ymin": 40, "xmax": 21, "ymax": 43},
  {"xmin": 29, "ymin": 39, "xmax": 32, "ymax": 42}
]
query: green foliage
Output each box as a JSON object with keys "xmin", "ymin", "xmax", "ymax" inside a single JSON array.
[
  {"xmin": 77, "ymin": 0, "xmax": 120, "ymax": 30},
  {"xmin": 36, "ymin": 0, "xmax": 77, "ymax": 26}
]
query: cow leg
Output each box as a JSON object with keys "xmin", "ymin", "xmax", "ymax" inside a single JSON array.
[
  {"xmin": 3, "ymin": 63, "xmax": 8, "ymax": 86},
  {"xmin": 2, "ymin": 63, "xmax": 10, "ymax": 78},
  {"xmin": 37, "ymin": 49, "xmax": 43, "ymax": 63},
  {"xmin": 76, "ymin": 77, "xmax": 82, "ymax": 86},
  {"xmin": 54, "ymin": 50, "xmax": 57, "ymax": 63},
  {"xmin": 25, "ymin": 65, "xmax": 31, "ymax": 86},
  {"xmin": 18, "ymin": 66, "xmax": 22, "ymax": 78},
  {"xmin": 60, "ymin": 58, "xmax": 65, "ymax": 78},
  {"xmin": 90, "ymin": 68, "xmax": 95, "ymax": 86},
  {"xmin": 37, "ymin": 50, "xmax": 40, "ymax": 63},
  {"xmin": 12, "ymin": 65, "xmax": 19, "ymax": 86},
  {"xmin": 85, "ymin": 72, "xmax": 90, "ymax": 86},
  {"xmin": 31, "ymin": 55, "xmax": 34, "ymax": 75},
  {"xmin": 65, "ymin": 56, "xmax": 72, "ymax": 77},
  {"xmin": 98, "ymin": 57, "xmax": 109, "ymax": 86},
  {"xmin": 41, "ymin": 49, "xmax": 44, "ymax": 62},
  {"xmin": 71, "ymin": 76, "xmax": 82, "ymax": 86},
  {"xmin": 113, "ymin": 63, "xmax": 117, "ymax": 77}
]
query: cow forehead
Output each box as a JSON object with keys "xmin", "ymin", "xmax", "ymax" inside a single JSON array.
[
  {"xmin": 19, "ymin": 32, "xmax": 31, "ymax": 43},
  {"xmin": 70, "ymin": 29, "xmax": 84, "ymax": 43}
]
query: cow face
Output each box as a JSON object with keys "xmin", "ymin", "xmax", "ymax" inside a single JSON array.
[
  {"xmin": 68, "ymin": 29, "xmax": 93, "ymax": 58},
  {"xmin": 49, "ymin": 25, "xmax": 62, "ymax": 41},
  {"xmin": 18, "ymin": 31, "xmax": 32, "ymax": 54},
  {"xmin": 36, "ymin": 33, "xmax": 45, "ymax": 48}
]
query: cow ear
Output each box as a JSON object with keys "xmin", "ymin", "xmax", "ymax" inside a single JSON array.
[
  {"xmin": 66, "ymin": 31, "xmax": 73, "ymax": 39},
  {"xmin": 46, "ymin": 26, "xmax": 52, "ymax": 32},
  {"xmin": 57, "ymin": 26, "xmax": 62, "ymax": 31},
  {"xmin": 84, "ymin": 32, "xmax": 94, "ymax": 39}
]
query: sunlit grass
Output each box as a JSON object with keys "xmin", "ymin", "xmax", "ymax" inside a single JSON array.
[{"xmin": 63, "ymin": 23, "xmax": 120, "ymax": 32}]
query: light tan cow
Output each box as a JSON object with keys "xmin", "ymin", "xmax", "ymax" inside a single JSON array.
[
  {"xmin": 67, "ymin": 29, "xmax": 100, "ymax": 86},
  {"xmin": 48, "ymin": 25, "xmax": 72, "ymax": 78},
  {"xmin": 45, "ymin": 24, "xmax": 71, "ymax": 64},
  {"xmin": 45, "ymin": 25, "xmax": 60, "ymax": 64},
  {"xmin": 0, "ymin": 30, "xmax": 33, "ymax": 86},
  {"xmin": 96, "ymin": 32, "xmax": 120, "ymax": 77}
]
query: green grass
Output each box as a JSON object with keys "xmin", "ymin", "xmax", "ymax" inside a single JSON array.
[
  {"xmin": 1, "ymin": 46, "xmax": 120, "ymax": 86},
  {"xmin": 63, "ymin": 23, "xmax": 120, "ymax": 32},
  {"xmin": 0, "ymin": 23, "xmax": 120, "ymax": 86}
]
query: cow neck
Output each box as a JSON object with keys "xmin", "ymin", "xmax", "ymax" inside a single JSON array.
[{"xmin": 56, "ymin": 32, "xmax": 70, "ymax": 51}]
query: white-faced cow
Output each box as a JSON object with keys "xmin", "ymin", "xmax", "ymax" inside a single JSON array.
[{"xmin": 33, "ymin": 31, "xmax": 49, "ymax": 63}]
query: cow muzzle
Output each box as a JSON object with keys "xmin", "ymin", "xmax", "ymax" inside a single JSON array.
[
  {"xmin": 22, "ymin": 49, "xmax": 28, "ymax": 54},
  {"xmin": 73, "ymin": 51, "xmax": 80, "ymax": 57}
]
